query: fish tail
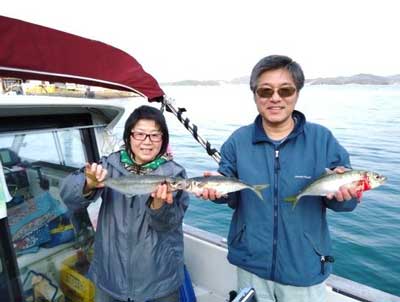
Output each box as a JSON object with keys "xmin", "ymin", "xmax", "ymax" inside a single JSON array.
[
  {"xmin": 284, "ymin": 195, "xmax": 300, "ymax": 209},
  {"xmin": 284, "ymin": 195, "xmax": 296, "ymax": 203},
  {"xmin": 251, "ymin": 184, "xmax": 269, "ymax": 201}
]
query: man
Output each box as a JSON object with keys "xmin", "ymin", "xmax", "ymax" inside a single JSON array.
[{"xmin": 198, "ymin": 55, "xmax": 359, "ymax": 302}]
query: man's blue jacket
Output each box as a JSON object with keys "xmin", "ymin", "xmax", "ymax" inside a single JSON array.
[{"xmin": 217, "ymin": 110, "xmax": 358, "ymax": 286}]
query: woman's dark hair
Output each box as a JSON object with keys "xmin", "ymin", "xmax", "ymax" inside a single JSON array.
[
  {"xmin": 249, "ymin": 55, "xmax": 305, "ymax": 92},
  {"xmin": 123, "ymin": 105, "xmax": 169, "ymax": 159}
]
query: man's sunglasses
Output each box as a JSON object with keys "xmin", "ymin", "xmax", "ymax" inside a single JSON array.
[{"xmin": 256, "ymin": 86, "xmax": 297, "ymax": 99}]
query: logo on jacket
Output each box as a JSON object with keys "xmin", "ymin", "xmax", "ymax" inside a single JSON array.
[{"xmin": 295, "ymin": 175, "xmax": 312, "ymax": 179}]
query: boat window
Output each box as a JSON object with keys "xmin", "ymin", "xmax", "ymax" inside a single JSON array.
[
  {"xmin": 19, "ymin": 132, "xmax": 65, "ymax": 165},
  {"xmin": 17, "ymin": 130, "xmax": 86, "ymax": 168},
  {"xmin": 0, "ymin": 127, "xmax": 97, "ymax": 302},
  {"xmin": 58, "ymin": 129, "xmax": 87, "ymax": 168}
]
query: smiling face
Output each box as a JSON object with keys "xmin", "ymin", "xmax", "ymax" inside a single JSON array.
[
  {"xmin": 255, "ymin": 68, "xmax": 299, "ymax": 128},
  {"xmin": 130, "ymin": 119, "xmax": 163, "ymax": 165}
]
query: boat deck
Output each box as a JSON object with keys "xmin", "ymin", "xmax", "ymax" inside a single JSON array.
[{"xmin": 194, "ymin": 284, "xmax": 224, "ymax": 302}]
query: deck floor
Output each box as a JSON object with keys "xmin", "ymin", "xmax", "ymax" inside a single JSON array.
[{"xmin": 193, "ymin": 284, "xmax": 227, "ymax": 302}]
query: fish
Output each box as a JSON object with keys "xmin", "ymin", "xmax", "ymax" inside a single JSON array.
[
  {"xmin": 285, "ymin": 169, "xmax": 387, "ymax": 207},
  {"xmin": 169, "ymin": 176, "xmax": 269, "ymax": 201},
  {"xmin": 85, "ymin": 173, "xmax": 183, "ymax": 197}
]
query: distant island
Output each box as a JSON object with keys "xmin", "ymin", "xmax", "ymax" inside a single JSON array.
[
  {"xmin": 161, "ymin": 74, "xmax": 400, "ymax": 86},
  {"xmin": 306, "ymin": 74, "xmax": 400, "ymax": 85}
]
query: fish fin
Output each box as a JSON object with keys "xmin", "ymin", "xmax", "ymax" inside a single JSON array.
[
  {"xmin": 252, "ymin": 190, "xmax": 264, "ymax": 201},
  {"xmin": 325, "ymin": 167, "xmax": 351, "ymax": 174},
  {"xmin": 284, "ymin": 195, "xmax": 300, "ymax": 209},
  {"xmin": 284, "ymin": 196, "xmax": 299, "ymax": 210},
  {"xmin": 252, "ymin": 184, "xmax": 268, "ymax": 201},
  {"xmin": 254, "ymin": 184, "xmax": 269, "ymax": 191},
  {"xmin": 284, "ymin": 195, "xmax": 296, "ymax": 203}
]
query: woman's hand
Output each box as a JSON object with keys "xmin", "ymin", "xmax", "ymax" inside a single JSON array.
[
  {"xmin": 150, "ymin": 183, "xmax": 173, "ymax": 209},
  {"xmin": 84, "ymin": 162, "xmax": 107, "ymax": 194}
]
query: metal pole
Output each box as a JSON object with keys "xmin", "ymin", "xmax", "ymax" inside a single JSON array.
[{"xmin": 161, "ymin": 96, "xmax": 221, "ymax": 163}]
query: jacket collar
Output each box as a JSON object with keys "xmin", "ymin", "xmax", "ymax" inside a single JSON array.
[
  {"xmin": 252, "ymin": 110, "xmax": 306, "ymax": 144},
  {"xmin": 105, "ymin": 151, "xmax": 171, "ymax": 176}
]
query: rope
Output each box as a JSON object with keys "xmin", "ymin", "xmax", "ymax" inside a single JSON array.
[{"xmin": 160, "ymin": 96, "xmax": 221, "ymax": 163}]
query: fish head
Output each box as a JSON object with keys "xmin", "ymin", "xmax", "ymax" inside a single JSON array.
[{"xmin": 366, "ymin": 171, "xmax": 387, "ymax": 189}]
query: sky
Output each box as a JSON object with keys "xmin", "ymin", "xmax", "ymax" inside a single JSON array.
[{"xmin": 2, "ymin": 0, "xmax": 400, "ymax": 82}]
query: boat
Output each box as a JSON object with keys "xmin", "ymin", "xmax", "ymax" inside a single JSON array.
[{"xmin": 0, "ymin": 15, "xmax": 399, "ymax": 302}]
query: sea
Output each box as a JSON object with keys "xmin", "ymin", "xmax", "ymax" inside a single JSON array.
[{"xmin": 156, "ymin": 84, "xmax": 399, "ymax": 296}]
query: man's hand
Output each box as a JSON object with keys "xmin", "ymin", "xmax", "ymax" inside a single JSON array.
[
  {"xmin": 326, "ymin": 166, "xmax": 360, "ymax": 202},
  {"xmin": 195, "ymin": 171, "xmax": 223, "ymax": 200}
]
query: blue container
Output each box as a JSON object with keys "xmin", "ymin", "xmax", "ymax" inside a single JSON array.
[{"xmin": 179, "ymin": 265, "xmax": 196, "ymax": 302}]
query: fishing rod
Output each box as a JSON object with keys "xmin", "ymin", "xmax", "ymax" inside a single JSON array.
[{"xmin": 160, "ymin": 96, "xmax": 221, "ymax": 163}]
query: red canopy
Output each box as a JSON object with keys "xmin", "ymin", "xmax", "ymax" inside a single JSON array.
[{"xmin": 0, "ymin": 15, "xmax": 164, "ymax": 100}]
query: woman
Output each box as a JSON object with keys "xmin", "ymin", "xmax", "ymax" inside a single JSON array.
[{"xmin": 60, "ymin": 105, "xmax": 189, "ymax": 302}]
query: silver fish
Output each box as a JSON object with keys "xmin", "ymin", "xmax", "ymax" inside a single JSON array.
[
  {"xmin": 285, "ymin": 169, "xmax": 387, "ymax": 207},
  {"xmin": 170, "ymin": 176, "xmax": 268, "ymax": 201},
  {"xmin": 87, "ymin": 173, "xmax": 182, "ymax": 197}
]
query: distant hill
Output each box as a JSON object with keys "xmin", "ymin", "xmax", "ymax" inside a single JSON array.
[
  {"xmin": 230, "ymin": 76, "xmax": 250, "ymax": 84},
  {"xmin": 161, "ymin": 74, "xmax": 400, "ymax": 86},
  {"xmin": 306, "ymin": 74, "xmax": 400, "ymax": 85}
]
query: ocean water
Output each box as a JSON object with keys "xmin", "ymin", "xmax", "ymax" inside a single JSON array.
[{"xmin": 160, "ymin": 84, "xmax": 400, "ymax": 296}]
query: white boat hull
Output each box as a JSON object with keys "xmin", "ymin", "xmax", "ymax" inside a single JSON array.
[{"xmin": 183, "ymin": 224, "xmax": 400, "ymax": 302}]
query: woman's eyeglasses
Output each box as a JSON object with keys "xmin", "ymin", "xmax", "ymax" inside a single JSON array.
[
  {"xmin": 130, "ymin": 131, "xmax": 163, "ymax": 142},
  {"xmin": 256, "ymin": 86, "xmax": 297, "ymax": 99}
]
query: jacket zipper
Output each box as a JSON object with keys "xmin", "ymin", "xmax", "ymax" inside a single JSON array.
[
  {"xmin": 304, "ymin": 232, "xmax": 335, "ymax": 274},
  {"xmin": 128, "ymin": 197, "xmax": 136, "ymax": 301},
  {"xmin": 270, "ymin": 148, "xmax": 280, "ymax": 280},
  {"xmin": 320, "ymin": 255, "xmax": 335, "ymax": 274}
]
